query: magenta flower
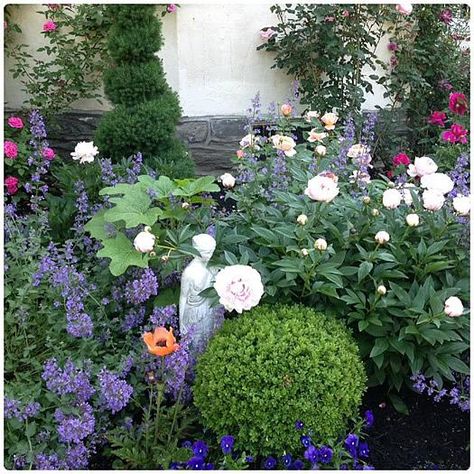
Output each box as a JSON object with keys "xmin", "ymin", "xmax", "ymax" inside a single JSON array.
[
  {"xmin": 7, "ymin": 116, "xmax": 24, "ymax": 129},
  {"xmin": 4, "ymin": 140, "xmax": 18, "ymax": 159},
  {"xmin": 5, "ymin": 176, "xmax": 19, "ymax": 195},
  {"xmin": 42, "ymin": 20, "xmax": 57, "ymax": 32},
  {"xmin": 392, "ymin": 153, "xmax": 411, "ymax": 166},
  {"xmin": 449, "ymin": 92, "xmax": 468, "ymax": 115},
  {"xmin": 428, "ymin": 111, "xmax": 447, "ymax": 127},
  {"xmin": 442, "ymin": 124, "xmax": 468, "ymax": 144},
  {"xmin": 42, "ymin": 147, "xmax": 56, "ymax": 160},
  {"xmin": 387, "ymin": 41, "xmax": 399, "ymax": 52},
  {"xmin": 439, "ymin": 9, "xmax": 452, "ymax": 24},
  {"xmin": 166, "ymin": 4, "xmax": 177, "ymax": 13}
]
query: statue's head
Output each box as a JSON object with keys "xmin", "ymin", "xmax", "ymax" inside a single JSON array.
[{"xmin": 192, "ymin": 233, "xmax": 216, "ymax": 262}]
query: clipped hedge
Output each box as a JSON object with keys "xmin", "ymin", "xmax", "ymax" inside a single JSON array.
[{"xmin": 194, "ymin": 304, "xmax": 366, "ymax": 456}]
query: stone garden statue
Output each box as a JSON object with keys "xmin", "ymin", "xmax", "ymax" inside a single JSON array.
[{"xmin": 179, "ymin": 233, "xmax": 220, "ymax": 350}]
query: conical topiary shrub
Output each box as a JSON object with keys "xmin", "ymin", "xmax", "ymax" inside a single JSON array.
[{"xmin": 95, "ymin": 5, "xmax": 195, "ymax": 178}]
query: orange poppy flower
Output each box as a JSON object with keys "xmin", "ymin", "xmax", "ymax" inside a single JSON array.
[{"xmin": 143, "ymin": 326, "xmax": 180, "ymax": 357}]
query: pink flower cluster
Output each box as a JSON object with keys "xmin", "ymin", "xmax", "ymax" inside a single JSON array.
[
  {"xmin": 449, "ymin": 92, "xmax": 468, "ymax": 115},
  {"xmin": 166, "ymin": 4, "xmax": 177, "ymax": 13},
  {"xmin": 4, "ymin": 140, "xmax": 18, "ymax": 159},
  {"xmin": 442, "ymin": 124, "xmax": 468, "ymax": 144},
  {"xmin": 5, "ymin": 176, "xmax": 19, "ymax": 195},
  {"xmin": 428, "ymin": 111, "xmax": 446, "ymax": 127},
  {"xmin": 8, "ymin": 116, "xmax": 24, "ymax": 129},
  {"xmin": 42, "ymin": 20, "xmax": 57, "ymax": 32}
]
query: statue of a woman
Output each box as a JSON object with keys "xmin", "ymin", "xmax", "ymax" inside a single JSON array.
[{"xmin": 179, "ymin": 233, "xmax": 219, "ymax": 350}]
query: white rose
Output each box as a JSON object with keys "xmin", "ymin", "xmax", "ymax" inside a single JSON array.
[
  {"xmin": 271, "ymin": 134, "xmax": 297, "ymax": 157},
  {"xmin": 444, "ymin": 296, "xmax": 464, "ymax": 317},
  {"xmin": 134, "ymin": 229, "xmax": 156, "ymax": 253},
  {"xmin": 375, "ymin": 231, "xmax": 390, "ymax": 244},
  {"xmin": 214, "ymin": 264, "xmax": 264, "ymax": 314},
  {"xmin": 304, "ymin": 173, "xmax": 340, "ymax": 203},
  {"xmin": 220, "ymin": 173, "xmax": 236, "ymax": 189},
  {"xmin": 420, "ymin": 173, "xmax": 454, "ymax": 195},
  {"xmin": 453, "ymin": 195, "xmax": 470, "ymax": 215},
  {"xmin": 297, "ymin": 214, "xmax": 308, "ymax": 225},
  {"xmin": 307, "ymin": 129, "xmax": 327, "ymax": 143},
  {"xmin": 301, "ymin": 248, "xmax": 309, "ymax": 256},
  {"xmin": 422, "ymin": 190, "xmax": 445, "ymax": 211},
  {"xmin": 71, "ymin": 141, "xmax": 99, "ymax": 164},
  {"xmin": 305, "ymin": 111, "xmax": 319, "ymax": 122},
  {"xmin": 315, "ymin": 145, "xmax": 327, "ymax": 156},
  {"xmin": 406, "ymin": 213, "xmax": 420, "ymax": 227},
  {"xmin": 377, "ymin": 285, "xmax": 387, "ymax": 295},
  {"xmin": 321, "ymin": 112, "xmax": 338, "ymax": 130},
  {"xmin": 314, "ymin": 238, "xmax": 327, "ymax": 251},
  {"xmin": 239, "ymin": 134, "xmax": 260, "ymax": 150},
  {"xmin": 383, "ymin": 189, "xmax": 402, "ymax": 209},
  {"xmin": 400, "ymin": 184, "xmax": 417, "ymax": 205},
  {"xmin": 407, "ymin": 156, "xmax": 438, "ymax": 178}
]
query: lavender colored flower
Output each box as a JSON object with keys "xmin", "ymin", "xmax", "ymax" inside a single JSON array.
[
  {"xmin": 125, "ymin": 268, "xmax": 159, "ymax": 305},
  {"xmin": 263, "ymin": 456, "xmax": 277, "ymax": 470},
  {"xmin": 121, "ymin": 306, "xmax": 146, "ymax": 332},
  {"xmin": 99, "ymin": 158, "xmax": 118, "ymax": 186},
  {"xmin": 187, "ymin": 456, "xmax": 205, "ymax": 470},
  {"xmin": 220, "ymin": 435, "xmax": 235, "ymax": 455},
  {"xmin": 4, "ymin": 397, "xmax": 21, "ymax": 419},
  {"xmin": 55, "ymin": 402, "xmax": 95, "ymax": 444},
  {"xmin": 304, "ymin": 445, "xmax": 319, "ymax": 463},
  {"xmin": 98, "ymin": 368, "xmax": 133, "ymax": 414},
  {"xmin": 35, "ymin": 453, "xmax": 63, "ymax": 470},
  {"xmin": 150, "ymin": 304, "xmax": 178, "ymax": 328},
  {"xmin": 13, "ymin": 455, "xmax": 27, "ymax": 469},
  {"xmin": 65, "ymin": 441, "xmax": 89, "ymax": 469},
  {"xmin": 192, "ymin": 440, "xmax": 208, "ymax": 458},
  {"xmin": 20, "ymin": 401, "xmax": 41, "ymax": 421},
  {"xmin": 449, "ymin": 153, "xmax": 470, "ymax": 198}
]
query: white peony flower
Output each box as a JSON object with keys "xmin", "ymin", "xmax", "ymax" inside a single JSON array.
[
  {"xmin": 71, "ymin": 141, "xmax": 99, "ymax": 164},
  {"xmin": 307, "ymin": 129, "xmax": 327, "ymax": 143},
  {"xmin": 214, "ymin": 264, "xmax": 264, "ymax": 314},
  {"xmin": 239, "ymin": 134, "xmax": 260, "ymax": 150},
  {"xmin": 134, "ymin": 228, "xmax": 156, "ymax": 253},
  {"xmin": 400, "ymin": 183, "xmax": 418, "ymax": 205},
  {"xmin": 406, "ymin": 213, "xmax": 420, "ymax": 227},
  {"xmin": 382, "ymin": 189, "xmax": 402, "ymax": 209},
  {"xmin": 407, "ymin": 156, "xmax": 438, "ymax": 178},
  {"xmin": 420, "ymin": 173, "xmax": 454, "ymax": 195},
  {"xmin": 377, "ymin": 285, "xmax": 387, "ymax": 295},
  {"xmin": 453, "ymin": 195, "xmax": 470, "ymax": 215},
  {"xmin": 422, "ymin": 190, "xmax": 445, "ymax": 211},
  {"xmin": 220, "ymin": 173, "xmax": 236, "ymax": 189},
  {"xmin": 297, "ymin": 214, "xmax": 308, "ymax": 225},
  {"xmin": 375, "ymin": 231, "xmax": 390, "ymax": 244},
  {"xmin": 304, "ymin": 173, "xmax": 339, "ymax": 203},
  {"xmin": 314, "ymin": 238, "xmax": 327, "ymax": 251},
  {"xmin": 315, "ymin": 145, "xmax": 327, "ymax": 156},
  {"xmin": 444, "ymin": 296, "xmax": 464, "ymax": 317},
  {"xmin": 320, "ymin": 112, "xmax": 338, "ymax": 130},
  {"xmin": 271, "ymin": 134, "xmax": 297, "ymax": 157}
]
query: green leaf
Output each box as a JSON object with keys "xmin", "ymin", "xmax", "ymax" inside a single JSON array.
[
  {"xmin": 445, "ymin": 356, "xmax": 470, "ymax": 374},
  {"xmin": 388, "ymin": 393, "xmax": 409, "ymax": 415},
  {"xmin": 97, "ymin": 233, "xmax": 149, "ymax": 276},
  {"xmin": 153, "ymin": 287, "xmax": 180, "ymax": 307},
  {"xmin": 370, "ymin": 338, "xmax": 389, "ymax": 358},
  {"xmin": 84, "ymin": 209, "xmax": 116, "ymax": 241},
  {"xmin": 358, "ymin": 261, "xmax": 373, "ymax": 283}
]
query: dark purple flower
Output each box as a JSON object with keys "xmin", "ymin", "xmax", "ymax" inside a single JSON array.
[
  {"xmin": 359, "ymin": 442, "xmax": 370, "ymax": 458},
  {"xmin": 182, "ymin": 440, "xmax": 192, "ymax": 449},
  {"xmin": 295, "ymin": 420, "xmax": 304, "ymax": 430},
  {"xmin": 187, "ymin": 456, "xmax": 205, "ymax": 470},
  {"xmin": 293, "ymin": 459, "xmax": 305, "ymax": 470},
  {"xmin": 220, "ymin": 435, "xmax": 235, "ymax": 455},
  {"xmin": 345, "ymin": 433, "xmax": 359, "ymax": 457},
  {"xmin": 150, "ymin": 304, "xmax": 178, "ymax": 328},
  {"xmin": 245, "ymin": 456, "xmax": 254, "ymax": 464},
  {"xmin": 192, "ymin": 440, "xmax": 208, "ymax": 458},
  {"xmin": 364, "ymin": 409, "xmax": 375, "ymax": 428},
  {"xmin": 304, "ymin": 445, "xmax": 319, "ymax": 463},
  {"xmin": 263, "ymin": 456, "xmax": 277, "ymax": 470},
  {"xmin": 319, "ymin": 446, "xmax": 333, "ymax": 464},
  {"xmin": 204, "ymin": 463, "xmax": 214, "ymax": 470},
  {"xmin": 281, "ymin": 453, "xmax": 293, "ymax": 468},
  {"xmin": 300, "ymin": 435, "xmax": 312, "ymax": 448},
  {"xmin": 35, "ymin": 453, "xmax": 63, "ymax": 470}
]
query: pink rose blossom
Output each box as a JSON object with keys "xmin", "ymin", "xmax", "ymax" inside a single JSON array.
[
  {"xmin": 281, "ymin": 103, "xmax": 292, "ymax": 117},
  {"xmin": 392, "ymin": 153, "xmax": 411, "ymax": 166},
  {"xmin": 428, "ymin": 111, "xmax": 446, "ymax": 127},
  {"xmin": 42, "ymin": 147, "xmax": 56, "ymax": 160},
  {"xmin": 441, "ymin": 124, "xmax": 468, "ymax": 144},
  {"xmin": 7, "ymin": 116, "xmax": 24, "ymax": 129},
  {"xmin": 396, "ymin": 2, "xmax": 413, "ymax": 15},
  {"xmin": 260, "ymin": 28, "xmax": 276, "ymax": 41},
  {"xmin": 214, "ymin": 264, "xmax": 264, "ymax": 314},
  {"xmin": 166, "ymin": 4, "xmax": 177, "ymax": 13},
  {"xmin": 5, "ymin": 176, "xmax": 19, "ymax": 195},
  {"xmin": 4, "ymin": 140, "xmax": 18, "ymax": 159},
  {"xmin": 449, "ymin": 92, "xmax": 468, "ymax": 115},
  {"xmin": 42, "ymin": 20, "xmax": 57, "ymax": 32}
]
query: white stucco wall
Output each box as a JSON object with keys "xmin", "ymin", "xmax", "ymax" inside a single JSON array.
[{"xmin": 4, "ymin": 4, "xmax": 391, "ymax": 116}]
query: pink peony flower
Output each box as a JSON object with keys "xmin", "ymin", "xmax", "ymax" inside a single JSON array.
[
  {"xmin": 396, "ymin": 2, "xmax": 413, "ymax": 15},
  {"xmin": 392, "ymin": 153, "xmax": 411, "ymax": 166},
  {"xmin": 439, "ymin": 9, "xmax": 452, "ymax": 24},
  {"xmin": 441, "ymin": 124, "xmax": 468, "ymax": 144},
  {"xmin": 4, "ymin": 140, "xmax": 18, "ymax": 159},
  {"xmin": 214, "ymin": 264, "xmax": 264, "ymax": 314},
  {"xmin": 42, "ymin": 147, "xmax": 56, "ymax": 160},
  {"xmin": 42, "ymin": 20, "xmax": 57, "ymax": 32},
  {"xmin": 5, "ymin": 176, "xmax": 19, "ymax": 195},
  {"xmin": 7, "ymin": 116, "xmax": 24, "ymax": 129},
  {"xmin": 304, "ymin": 172, "xmax": 339, "ymax": 203},
  {"xmin": 166, "ymin": 4, "xmax": 177, "ymax": 13},
  {"xmin": 428, "ymin": 111, "xmax": 446, "ymax": 127},
  {"xmin": 260, "ymin": 28, "xmax": 276, "ymax": 41},
  {"xmin": 449, "ymin": 92, "xmax": 468, "ymax": 115}
]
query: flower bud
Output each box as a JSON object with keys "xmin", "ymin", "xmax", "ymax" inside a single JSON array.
[
  {"xmin": 182, "ymin": 202, "xmax": 190, "ymax": 209},
  {"xmin": 301, "ymin": 248, "xmax": 309, "ymax": 256},
  {"xmin": 377, "ymin": 285, "xmax": 387, "ymax": 295},
  {"xmin": 363, "ymin": 196, "xmax": 371, "ymax": 204},
  {"xmin": 444, "ymin": 296, "xmax": 463, "ymax": 317},
  {"xmin": 220, "ymin": 173, "xmax": 236, "ymax": 189},
  {"xmin": 371, "ymin": 208, "xmax": 380, "ymax": 217},
  {"xmin": 236, "ymin": 149, "xmax": 245, "ymax": 159},
  {"xmin": 134, "ymin": 229, "xmax": 156, "ymax": 253},
  {"xmin": 315, "ymin": 145, "xmax": 327, "ymax": 156},
  {"xmin": 382, "ymin": 188, "xmax": 402, "ymax": 209},
  {"xmin": 406, "ymin": 213, "xmax": 420, "ymax": 227},
  {"xmin": 149, "ymin": 251, "xmax": 156, "ymax": 257},
  {"xmin": 374, "ymin": 231, "xmax": 390, "ymax": 244},
  {"xmin": 281, "ymin": 103, "xmax": 293, "ymax": 117},
  {"xmin": 297, "ymin": 214, "xmax": 308, "ymax": 225},
  {"xmin": 314, "ymin": 238, "xmax": 327, "ymax": 251}
]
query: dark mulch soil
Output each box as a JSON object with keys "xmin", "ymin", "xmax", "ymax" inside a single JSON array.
[{"xmin": 363, "ymin": 386, "xmax": 470, "ymax": 470}]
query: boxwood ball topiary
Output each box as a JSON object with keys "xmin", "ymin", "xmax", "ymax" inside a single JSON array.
[{"xmin": 193, "ymin": 304, "xmax": 367, "ymax": 456}]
